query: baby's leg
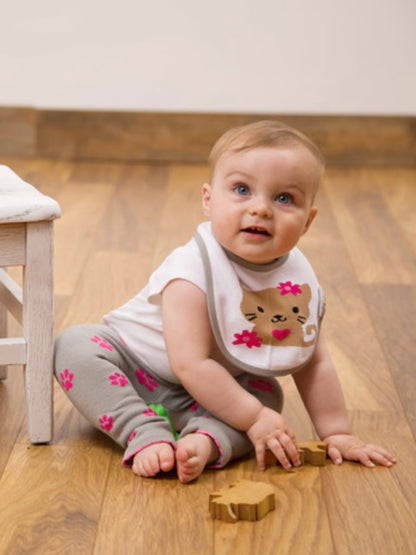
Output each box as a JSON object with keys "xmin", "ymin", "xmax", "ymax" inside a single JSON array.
[
  {"xmin": 54, "ymin": 324, "xmax": 176, "ymax": 474},
  {"xmin": 173, "ymin": 374, "xmax": 284, "ymax": 474},
  {"xmin": 176, "ymin": 433, "xmax": 219, "ymax": 483}
]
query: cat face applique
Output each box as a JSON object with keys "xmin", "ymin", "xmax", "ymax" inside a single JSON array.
[{"xmin": 233, "ymin": 281, "xmax": 317, "ymax": 348}]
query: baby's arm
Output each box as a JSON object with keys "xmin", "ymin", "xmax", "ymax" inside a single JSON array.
[
  {"xmin": 162, "ymin": 279, "xmax": 300, "ymax": 470},
  {"xmin": 293, "ymin": 333, "xmax": 396, "ymax": 467}
]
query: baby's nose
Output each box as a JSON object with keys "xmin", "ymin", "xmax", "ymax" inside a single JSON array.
[{"xmin": 249, "ymin": 197, "xmax": 272, "ymax": 217}]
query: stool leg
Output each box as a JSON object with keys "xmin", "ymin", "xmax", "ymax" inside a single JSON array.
[
  {"xmin": 0, "ymin": 300, "xmax": 7, "ymax": 380},
  {"xmin": 23, "ymin": 222, "xmax": 54, "ymax": 443}
]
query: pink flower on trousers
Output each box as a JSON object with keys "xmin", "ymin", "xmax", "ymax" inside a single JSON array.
[
  {"xmin": 99, "ymin": 414, "xmax": 114, "ymax": 431},
  {"xmin": 90, "ymin": 335, "xmax": 114, "ymax": 351},
  {"xmin": 59, "ymin": 369, "xmax": 74, "ymax": 391},
  {"xmin": 143, "ymin": 408, "xmax": 158, "ymax": 417},
  {"xmin": 135, "ymin": 368, "xmax": 158, "ymax": 392},
  {"xmin": 109, "ymin": 372, "xmax": 128, "ymax": 386},
  {"xmin": 128, "ymin": 430, "xmax": 137, "ymax": 442}
]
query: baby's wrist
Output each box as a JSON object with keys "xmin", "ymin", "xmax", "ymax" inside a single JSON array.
[
  {"xmin": 322, "ymin": 431, "xmax": 352, "ymax": 441},
  {"xmin": 318, "ymin": 419, "xmax": 351, "ymax": 441},
  {"xmin": 243, "ymin": 400, "xmax": 266, "ymax": 432}
]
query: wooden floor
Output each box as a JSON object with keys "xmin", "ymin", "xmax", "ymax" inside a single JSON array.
[{"xmin": 0, "ymin": 156, "xmax": 415, "ymax": 554}]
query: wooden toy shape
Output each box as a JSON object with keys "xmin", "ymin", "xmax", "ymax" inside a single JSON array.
[
  {"xmin": 209, "ymin": 479, "xmax": 275, "ymax": 523},
  {"xmin": 298, "ymin": 441, "xmax": 328, "ymax": 466},
  {"xmin": 264, "ymin": 440, "xmax": 328, "ymax": 468}
]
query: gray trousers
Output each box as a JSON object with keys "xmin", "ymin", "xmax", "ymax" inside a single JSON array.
[{"xmin": 54, "ymin": 324, "xmax": 283, "ymax": 468}]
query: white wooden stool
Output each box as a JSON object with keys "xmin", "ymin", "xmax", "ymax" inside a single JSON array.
[{"xmin": 0, "ymin": 165, "xmax": 61, "ymax": 443}]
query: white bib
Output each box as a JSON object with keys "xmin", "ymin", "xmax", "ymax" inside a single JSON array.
[{"xmin": 195, "ymin": 222, "xmax": 325, "ymax": 377}]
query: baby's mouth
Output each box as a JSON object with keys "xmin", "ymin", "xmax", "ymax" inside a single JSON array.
[{"xmin": 242, "ymin": 226, "xmax": 271, "ymax": 236}]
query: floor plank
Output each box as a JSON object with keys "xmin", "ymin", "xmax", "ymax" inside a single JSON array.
[
  {"xmin": 324, "ymin": 167, "xmax": 416, "ymax": 284},
  {"xmin": 362, "ymin": 284, "xmax": 416, "ymax": 435},
  {"xmin": 322, "ymin": 411, "xmax": 416, "ymax": 554},
  {"xmin": 0, "ymin": 443, "xmax": 112, "ymax": 554},
  {"xmin": 53, "ymin": 180, "xmax": 116, "ymax": 298},
  {"xmin": 94, "ymin": 452, "xmax": 215, "ymax": 555}
]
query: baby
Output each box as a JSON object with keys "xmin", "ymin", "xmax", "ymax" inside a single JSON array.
[{"xmin": 54, "ymin": 120, "xmax": 396, "ymax": 482}]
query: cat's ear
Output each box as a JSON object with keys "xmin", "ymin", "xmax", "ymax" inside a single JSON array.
[{"xmin": 302, "ymin": 206, "xmax": 318, "ymax": 235}]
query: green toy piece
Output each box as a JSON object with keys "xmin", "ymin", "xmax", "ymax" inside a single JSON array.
[{"xmin": 148, "ymin": 403, "xmax": 179, "ymax": 439}]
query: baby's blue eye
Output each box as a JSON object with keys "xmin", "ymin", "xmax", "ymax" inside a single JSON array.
[
  {"xmin": 235, "ymin": 184, "xmax": 250, "ymax": 196},
  {"xmin": 275, "ymin": 193, "xmax": 293, "ymax": 204}
]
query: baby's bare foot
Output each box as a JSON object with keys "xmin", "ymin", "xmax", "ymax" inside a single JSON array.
[
  {"xmin": 132, "ymin": 442, "xmax": 175, "ymax": 477},
  {"xmin": 176, "ymin": 433, "xmax": 219, "ymax": 483}
]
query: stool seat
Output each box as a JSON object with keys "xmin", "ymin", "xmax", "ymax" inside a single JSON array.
[{"xmin": 0, "ymin": 165, "xmax": 61, "ymax": 223}]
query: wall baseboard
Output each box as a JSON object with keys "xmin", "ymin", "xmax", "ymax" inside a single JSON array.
[{"xmin": 1, "ymin": 107, "xmax": 415, "ymax": 165}]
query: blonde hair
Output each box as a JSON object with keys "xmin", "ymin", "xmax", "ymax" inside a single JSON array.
[{"xmin": 208, "ymin": 120, "xmax": 325, "ymax": 183}]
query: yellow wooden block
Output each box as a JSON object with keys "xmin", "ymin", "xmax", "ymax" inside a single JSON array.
[
  {"xmin": 209, "ymin": 479, "xmax": 275, "ymax": 523},
  {"xmin": 265, "ymin": 440, "xmax": 328, "ymax": 468},
  {"xmin": 298, "ymin": 441, "xmax": 328, "ymax": 466}
]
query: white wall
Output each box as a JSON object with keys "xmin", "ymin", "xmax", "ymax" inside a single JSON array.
[{"xmin": 1, "ymin": 0, "xmax": 415, "ymax": 115}]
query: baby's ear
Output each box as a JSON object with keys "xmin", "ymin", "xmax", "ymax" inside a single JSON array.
[
  {"xmin": 202, "ymin": 183, "xmax": 212, "ymax": 216},
  {"xmin": 303, "ymin": 206, "xmax": 318, "ymax": 235}
]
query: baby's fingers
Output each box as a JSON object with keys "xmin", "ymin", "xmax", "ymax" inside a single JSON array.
[
  {"xmin": 354, "ymin": 450, "xmax": 377, "ymax": 468},
  {"xmin": 266, "ymin": 438, "xmax": 291, "ymax": 470},
  {"xmin": 364, "ymin": 445, "xmax": 397, "ymax": 467},
  {"xmin": 254, "ymin": 443, "xmax": 267, "ymax": 471},
  {"xmin": 349, "ymin": 445, "xmax": 397, "ymax": 468},
  {"xmin": 267, "ymin": 435, "xmax": 301, "ymax": 470},
  {"xmin": 327, "ymin": 445, "xmax": 343, "ymax": 465}
]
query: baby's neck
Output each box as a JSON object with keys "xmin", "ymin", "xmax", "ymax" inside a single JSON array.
[{"xmin": 222, "ymin": 247, "xmax": 289, "ymax": 272}]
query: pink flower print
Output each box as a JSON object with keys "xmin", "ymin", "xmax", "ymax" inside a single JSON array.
[
  {"xmin": 277, "ymin": 281, "xmax": 302, "ymax": 296},
  {"xmin": 248, "ymin": 378, "xmax": 274, "ymax": 393},
  {"xmin": 190, "ymin": 402, "xmax": 199, "ymax": 412},
  {"xmin": 99, "ymin": 414, "xmax": 114, "ymax": 431},
  {"xmin": 135, "ymin": 368, "xmax": 158, "ymax": 392},
  {"xmin": 59, "ymin": 369, "xmax": 74, "ymax": 391},
  {"xmin": 109, "ymin": 372, "xmax": 128, "ymax": 387},
  {"xmin": 90, "ymin": 335, "xmax": 114, "ymax": 351},
  {"xmin": 128, "ymin": 430, "xmax": 137, "ymax": 443},
  {"xmin": 143, "ymin": 408, "xmax": 158, "ymax": 417},
  {"xmin": 233, "ymin": 329, "xmax": 263, "ymax": 349}
]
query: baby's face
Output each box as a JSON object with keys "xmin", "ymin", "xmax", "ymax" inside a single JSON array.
[{"xmin": 202, "ymin": 146, "xmax": 319, "ymax": 264}]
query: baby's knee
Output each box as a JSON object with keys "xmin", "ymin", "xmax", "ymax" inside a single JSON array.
[
  {"xmin": 54, "ymin": 324, "xmax": 100, "ymax": 372},
  {"xmin": 55, "ymin": 325, "xmax": 85, "ymax": 357}
]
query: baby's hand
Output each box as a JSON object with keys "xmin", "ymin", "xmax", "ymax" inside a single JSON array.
[
  {"xmin": 246, "ymin": 406, "xmax": 301, "ymax": 471},
  {"xmin": 324, "ymin": 434, "xmax": 397, "ymax": 468}
]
